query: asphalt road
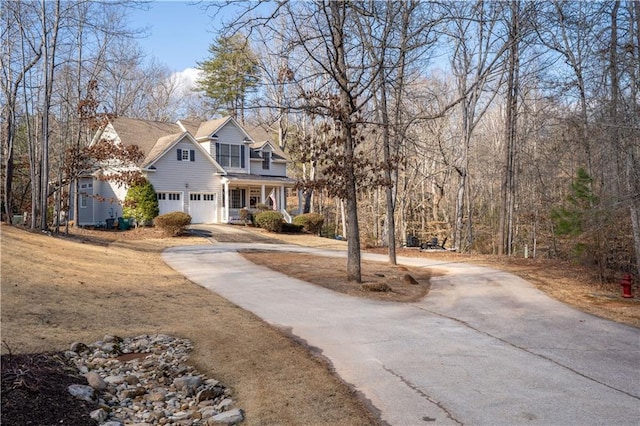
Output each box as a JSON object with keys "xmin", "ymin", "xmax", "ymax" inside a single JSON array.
[{"xmin": 162, "ymin": 241, "xmax": 640, "ymax": 425}]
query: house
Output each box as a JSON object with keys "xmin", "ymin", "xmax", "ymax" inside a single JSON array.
[{"xmin": 74, "ymin": 116, "xmax": 296, "ymax": 225}]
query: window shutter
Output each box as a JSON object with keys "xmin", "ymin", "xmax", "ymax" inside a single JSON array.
[
  {"xmin": 190, "ymin": 150, "xmax": 195, "ymax": 162},
  {"xmin": 177, "ymin": 149, "xmax": 182, "ymax": 161},
  {"xmin": 241, "ymin": 146, "xmax": 245, "ymax": 168},
  {"xmin": 215, "ymin": 143, "xmax": 220, "ymax": 163}
]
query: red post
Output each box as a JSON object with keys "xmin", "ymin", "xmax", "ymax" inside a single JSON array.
[{"xmin": 620, "ymin": 274, "xmax": 633, "ymax": 298}]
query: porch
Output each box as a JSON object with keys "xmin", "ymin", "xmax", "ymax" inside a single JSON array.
[{"xmin": 221, "ymin": 174, "xmax": 296, "ymax": 223}]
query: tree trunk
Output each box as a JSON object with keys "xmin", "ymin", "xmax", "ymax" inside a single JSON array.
[
  {"xmin": 329, "ymin": 0, "xmax": 361, "ymax": 282},
  {"xmin": 498, "ymin": 1, "xmax": 520, "ymax": 256}
]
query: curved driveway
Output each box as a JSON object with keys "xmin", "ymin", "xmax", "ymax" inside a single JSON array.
[{"xmin": 163, "ymin": 241, "xmax": 640, "ymax": 425}]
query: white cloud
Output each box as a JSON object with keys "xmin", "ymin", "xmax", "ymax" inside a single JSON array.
[{"xmin": 171, "ymin": 67, "xmax": 204, "ymax": 95}]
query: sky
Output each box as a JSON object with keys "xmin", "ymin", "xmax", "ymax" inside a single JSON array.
[{"xmin": 127, "ymin": 1, "xmax": 223, "ymax": 73}]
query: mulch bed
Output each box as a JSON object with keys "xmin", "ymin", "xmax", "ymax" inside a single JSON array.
[{"xmin": 1, "ymin": 351, "xmax": 98, "ymax": 425}]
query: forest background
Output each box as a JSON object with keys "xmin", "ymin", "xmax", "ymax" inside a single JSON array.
[{"xmin": 2, "ymin": 0, "xmax": 639, "ymax": 282}]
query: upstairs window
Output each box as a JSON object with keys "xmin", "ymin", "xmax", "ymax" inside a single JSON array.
[
  {"xmin": 262, "ymin": 151, "xmax": 271, "ymax": 170},
  {"xmin": 177, "ymin": 149, "xmax": 195, "ymax": 162},
  {"xmin": 216, "ymin": 143, "xmax": 245, "ymax": 168}
]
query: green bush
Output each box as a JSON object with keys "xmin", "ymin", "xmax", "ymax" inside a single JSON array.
[
  {"xmin": 255, "ymin": 203, "xmax": 270, "ymax": 211},
  {"xmin": 282, "ymin": 222, "xmax": 304, "ymax": 233},
  {"xmin": 255, "ymin": 210, "xmax": 284, "ymax": 233},
  {"xmin": 293, "ymin": 212, "xmax": 325, "ymax": 235},
  {"xmin": 154, "ymin": 211, "xmax": 191, "ymax": 236},
  {"xmin": 123, "ymin": 179, "xmax": 159, "ymax": 226}
]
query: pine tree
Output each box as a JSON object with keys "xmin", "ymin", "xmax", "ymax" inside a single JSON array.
[{"xmin": 196, "ymin": 34, "xmax": 260, "ymax": 123}]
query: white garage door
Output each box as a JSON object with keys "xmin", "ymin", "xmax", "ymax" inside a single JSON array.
[
  {"xmin": 157, "ymin": 192, "xmax": 183, "ymax": 215},
  {"xmin": 189, "ymin": 193, "xmax": 217, "ymax": 223}
]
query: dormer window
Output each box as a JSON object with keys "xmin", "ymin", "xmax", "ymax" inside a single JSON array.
[{"xmin": 262, "ymin": 151, "xmax": 271, "ymax": 170}]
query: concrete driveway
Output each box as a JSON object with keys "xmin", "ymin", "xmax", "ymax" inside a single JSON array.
[{"xmin": 162, "ymin": 240, "xmax": 639, "ymax": 425}]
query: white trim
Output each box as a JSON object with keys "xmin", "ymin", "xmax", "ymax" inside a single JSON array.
[{"xmin": 143, "ymin": 132, "xmax": 226, "ymax": 174}]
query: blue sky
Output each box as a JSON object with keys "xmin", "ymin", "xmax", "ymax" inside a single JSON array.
[{"xmin": 127, "ymin": 1, "xmax": 223, "ymax": 72}]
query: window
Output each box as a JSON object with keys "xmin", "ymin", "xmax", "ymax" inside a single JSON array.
[
  {"xmin": 216, "ymin": 143, "xmax": 244, "ymax": 168},
  {"xmin": 191, "ymin": 193, "xmax": 215, "ymax": 201},
  {"xmin": 262, "ymin": 151, "xmax": 271, "ymax": 170},
  {"xmin": 80, "ymin": 194, "xmax": 88, "ymax": 208},
  {"xmin": 157, "ymin": 193, "xmax": 180, "ymax": 201},
  {"xmin": 230, "ymin": 189, "xmax": 245, "ymax": 209},
  {"xmin": 177, "ymin": 149, "xmax": 195, "ymax": 162}
]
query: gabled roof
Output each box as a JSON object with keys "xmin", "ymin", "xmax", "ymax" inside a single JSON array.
[
  {"xmin": 177, "ymin": 119, "xmax": 201, "ymax": 136},
  {"xmin": 244, "ymin": 125, "xmax": 289, "ymax": 162},
  {"xmin": 141, "ymin": 131, "xmax": 226, "ymax": 174},
  {"xmin": 250, "ymin": 140, "xmax": 288, "ymax": 162},
  {"xmin": 141, "ymin": 132, "xmax": 185, "ymax": 168},
  {"xmin": 104, "ymin": 118, "xmax": 183, "ymax": 163},
  {"xmin": 194, "ymin": 117, "xmax": 233, "ymax": 139}
]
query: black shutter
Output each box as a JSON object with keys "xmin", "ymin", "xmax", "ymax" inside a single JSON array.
[
  {"xmin": 190, "ymin": 150, "xmax": 195, "ymax": 161},
  {"xmin": 215, "ymin": 143, "xmax": 220, "ymax": 163},
  {"xmin": 241, "ymin": 146, "xmax": 245, "ymax": 168},
  {"xmin": 177, "ymin": 149, "xmax": 182, "ymax": 161}
]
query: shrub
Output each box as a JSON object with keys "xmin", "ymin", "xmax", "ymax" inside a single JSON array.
[
  {"xmin": 255, "ymin": 210, "xmax": 284, "ymax": 233},
  {"xmin": 154, "ymin": 211, "xmax": 191, "ymax": 236},
  {"xmin": 293, "ymin": 212, "xmax": 325, "ymax": 235},
  {"xmin": 282, "ymin": 222, "xmax": 303, "ymax": 233},
  {"xmin": 239, "ymin": 208, "xmax": 252, "ymax": 225},
  {"xmin": 123, "ymin": 179, "xmax": 159, "ymax": 227},
  {"xmin": 255, "ymin": 203, "xmax": 270, "ymax": 211}
]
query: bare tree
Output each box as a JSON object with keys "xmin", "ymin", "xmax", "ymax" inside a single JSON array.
[{"xmin": 1, "ymin": 0, "xmax": 43, "ymax": 223}]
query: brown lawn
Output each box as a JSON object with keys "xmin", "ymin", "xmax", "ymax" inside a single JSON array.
[
  {"xmin": 0, "ymin": 224, "xmax": 379, "ymax": 425},
  {"xmin": 2, "ymin": 222, "xmax": 638, "ymax": 425}
]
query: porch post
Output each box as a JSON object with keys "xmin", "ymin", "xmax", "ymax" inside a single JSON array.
[
  {"xmin": 261, "ymin": 185, "xmax": 265, "ymax": 204},
  {"xmin": 224, "ymin": 181, "xmax": 229, "ymax": 223},
  {"xmin": 280, "ymin": 185, "xmax": 285, "ymax": 212}
]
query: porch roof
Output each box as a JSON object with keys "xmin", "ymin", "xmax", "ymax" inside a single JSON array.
[{"xmin": 223, "ymin": 173, "xmax": 296, "ymax": 187}]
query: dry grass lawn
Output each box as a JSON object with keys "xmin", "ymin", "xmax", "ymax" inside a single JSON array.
[
  {"xmin": 0, "ymin": 224, "xmax": 379, "ymax": 425},
  {"xmin": 2, "ymin": 222, "xmax": 638, "ymax": 425}
]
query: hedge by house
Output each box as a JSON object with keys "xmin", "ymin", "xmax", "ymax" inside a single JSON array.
[
  {"xmin": 255, "ymin": 210, "xmax": 284, "ymax": 233},
  {"xmin": 154, "ymin": 211, "xmax": 191, "ymax": 236},
  {"xmin": 293, "ymin": 212, "xmax": 324, "ymax": 235},
  {"xmin": 123, "ymin": 179, "xmax": 159, "ymax": 227}
]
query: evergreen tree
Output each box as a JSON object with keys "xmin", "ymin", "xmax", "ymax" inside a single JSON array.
[
  {"xmin": 123, "ymin": 179, "xmax": 159, "ymax": 227},
  {"xmin": 551, "ymin": 168, "xmax": 598, "ymax": 236},
  {"xmin": 196, "ymin": 34, "xmax": 260, "ymax": 123}
]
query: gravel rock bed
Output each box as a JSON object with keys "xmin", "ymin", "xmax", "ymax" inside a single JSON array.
[{"xmin": 65, "ymin": 334, "xmax": 244, "ymax": 425}]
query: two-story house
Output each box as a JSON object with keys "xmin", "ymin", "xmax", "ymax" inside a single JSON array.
[{"xmin": 74, "ymin": 116, "xmax": 296, "ymax": 226}]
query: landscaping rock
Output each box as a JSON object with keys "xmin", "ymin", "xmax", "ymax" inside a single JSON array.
[
  {"xmin": 85, "ymin": 371, "xmax": 107, "ymax": 390},
  {"xmin": 66, "ymin": 334, "xmax": 243, "ymax": 425},
  {"xmin": 209, "ymin": 408, "xmax": 245, "ymax": 424},
  {"xmin": 68, "ymin": 384, "xmax": 96, "ymax": 402}
]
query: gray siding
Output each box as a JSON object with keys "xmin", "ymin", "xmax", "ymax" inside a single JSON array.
[
  {"xmin": 212, "ymin": 121, "xmax": 249, "ymax": 174},
  {"xmin": 146, "ymin": 137, "xmax": 222, "ymax": 217},
  {"xmin": 76, "ymin": 178, "xmax": 124, "ymax": 225},
  {"xmin": 249, "ymin": 159, "xmax": 287, "ymax": 177}
]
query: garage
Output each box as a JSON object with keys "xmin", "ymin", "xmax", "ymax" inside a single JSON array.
[
  {"xmin": 157, "ymin": 192, "xmax": 183, "ymax": 215},
  {"xmin": 189, "ymin": 193, "xmax": 217, "ymax": 223}
]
